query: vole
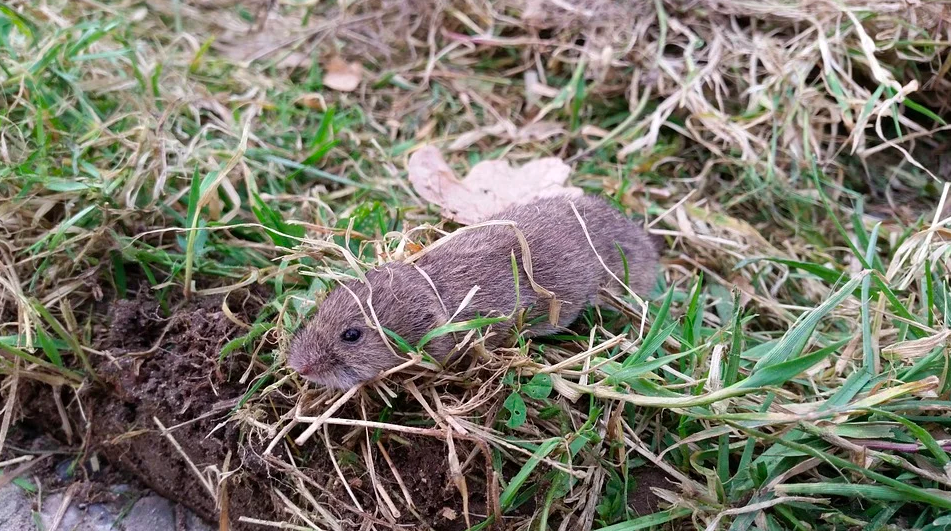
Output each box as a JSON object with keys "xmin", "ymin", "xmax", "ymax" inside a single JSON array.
[{"xmin": 287, "ymin": 194, "xmax": 659, "ymax": 389}]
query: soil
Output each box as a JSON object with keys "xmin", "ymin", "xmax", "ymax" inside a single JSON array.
[
  {"xmin": 13, "ymin": 287, "xmax": 277, "ymax": 530},
  {"xmin": 9, "ymin": 285, "xmax": 666, "ymax": 530},
  {"xmin": 629, "ymin": 466, "xmax": 671, "ymax": 516}
]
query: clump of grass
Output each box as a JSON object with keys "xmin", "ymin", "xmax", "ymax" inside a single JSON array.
[{"xmin": 1, "ymin": 0, "xmax": 950, "ymax": 530}]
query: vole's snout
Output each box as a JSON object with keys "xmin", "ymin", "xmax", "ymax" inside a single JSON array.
[
  {"xmin": 287, "ymin": 324, "xmax": 326, "ymax": 377},
  {"xmin": 286, "ymin": 323, "xmax": 368, "ymax": 390}
]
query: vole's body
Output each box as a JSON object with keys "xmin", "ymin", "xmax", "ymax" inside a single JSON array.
[{"xmin": 288, "ymin": 195, "xmax": 658, "ymax": 389}]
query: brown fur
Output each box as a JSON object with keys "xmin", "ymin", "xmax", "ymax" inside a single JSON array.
[{"xmin": 287, "ymin": 194, "xmax": 659, "ymax": 389}]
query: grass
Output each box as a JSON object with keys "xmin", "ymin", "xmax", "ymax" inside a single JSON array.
[{"xmin": 1, "ymin": 0, "xmax": 951, "ymax": 530}]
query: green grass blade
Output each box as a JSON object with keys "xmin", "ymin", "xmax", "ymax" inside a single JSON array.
[
  {"xmin": 753, "ymin": 273, "xmax": 864, "ymax": 370},
  {"xmin": 498, "ymin": 437, "xmax": 561, "ymax": 512}
]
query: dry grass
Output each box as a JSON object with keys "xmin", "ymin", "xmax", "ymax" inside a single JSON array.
[{"xmin": 1, "ymin": 0, "xmax": 951, "ymax": 530}]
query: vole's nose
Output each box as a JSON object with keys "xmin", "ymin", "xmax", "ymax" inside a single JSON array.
[{"xmin": 295, "ymin": 362, "xmax": 316, "ymax": 377}]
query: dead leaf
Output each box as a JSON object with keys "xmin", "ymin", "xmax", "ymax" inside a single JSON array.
[
  {"xmin": 882, "ymin": 331, "xmax": 951, "ymax": 360},
  {"xmin": 407, "ymin": 146, "xmax": 582, "ymax": 224},
  {"xmin": 323, "ymin": 57, "xmax": 363, "ymax": 92}
]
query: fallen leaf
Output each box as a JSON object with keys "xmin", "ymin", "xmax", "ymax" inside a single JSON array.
[
  {"xmin": 323, "ymin": 57, "xmax": 363, "ymax": 92},
  {"xmin": 407, "ymin": 146, "xmax": 582, "ymax": 224}
]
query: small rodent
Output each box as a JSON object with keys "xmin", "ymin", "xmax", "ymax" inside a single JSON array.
[{"xmin": 288, "ymin": 194, "xmax": 659, "ymax": 389}]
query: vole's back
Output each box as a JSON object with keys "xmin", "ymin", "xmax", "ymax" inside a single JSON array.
[{"xmin": 416, "ymin": 195, "xmax": 657, "ymax": 346}]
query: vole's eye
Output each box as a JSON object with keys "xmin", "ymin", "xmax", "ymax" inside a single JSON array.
[{"xmin": 340, "ymin": 328, "xmax": 362, "ymax": 343}]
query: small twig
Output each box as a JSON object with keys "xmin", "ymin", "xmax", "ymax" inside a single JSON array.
[
  {"xmin": 236, "ymin": 517, "xmax": 313, "ymax": 530},
  {"xmin": 153, "ymin": 417, "xmax": 217, "ymax": 501}
]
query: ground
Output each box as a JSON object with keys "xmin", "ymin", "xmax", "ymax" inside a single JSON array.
[{"xmin": 1, "ymin": 1, "xmax": 951, "ymax": 530}]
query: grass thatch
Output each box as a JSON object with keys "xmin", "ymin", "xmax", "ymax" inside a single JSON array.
[{"xmin": 2, "ymin": 0, "xmax": 951, "ymax": 529}]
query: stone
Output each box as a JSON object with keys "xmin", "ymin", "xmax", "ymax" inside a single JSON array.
[
  {"xmin": 0, "ymin": 484, "xmax": 34, "ymax": 531},
  {"xmin": 185, "ymin": 509, "xmax": 216, "ymax": 531},
  {"xmin": 40, "ymin": 492, "xmax": 114, "ymax": 531},
  {"xmin": 29, "ymin": 486, "xmax": 204, "ymax": 531},
  {"xmin": 119, "ymin": 496, "xmax": 176, "ymax": 530}
]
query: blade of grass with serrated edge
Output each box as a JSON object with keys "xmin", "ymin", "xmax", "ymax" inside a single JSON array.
[
  {"xmin": 730, "ymin": 423, "xmax": 951, "ymax": 510},
  {"xmin": 753, "ymin": 273, "xmax": 865, "ymax": 371}
]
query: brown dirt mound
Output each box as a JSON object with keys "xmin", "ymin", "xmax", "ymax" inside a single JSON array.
[
  {"xmin": 13, "ymin": 286, "xmax": 666, "ymax": 530},
  {"xmin": 15, "ymin": 288, "xmax": 278, "ymax": 530}
]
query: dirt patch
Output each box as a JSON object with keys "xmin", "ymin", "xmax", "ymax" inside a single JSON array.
[
  {"xmin": 91, "ymin": 289, "xmax": 278, "ymax": 530},
  {"xmin": 629, "ymin": 466, "xmax": 670, "ymax": 517},
  {"xmin": 11, "ymin": 286, "xmax": 674, "ymax": 530},
  {"xmin": 15, "ymin": 287, "xmax": 281, "ymax": 530},
  {"xmin": 376, "ymin": 436, "xmax": 484, "ymax": 530}
]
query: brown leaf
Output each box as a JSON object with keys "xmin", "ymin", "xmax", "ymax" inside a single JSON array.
[
  {"xmin": 407, "ymin": 146, "xmax": 582, "ymax": 224},
  {"xmin": 323, "ymin": 57, "xmax": 363, "ymax": 92}
]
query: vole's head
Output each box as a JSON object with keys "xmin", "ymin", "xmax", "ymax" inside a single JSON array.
[{"xmin": 287, "ymin": 262, "xmax": 443, "ymax": 390}]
